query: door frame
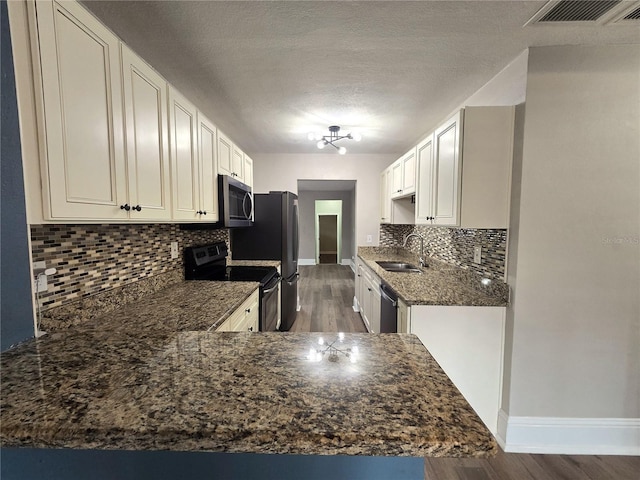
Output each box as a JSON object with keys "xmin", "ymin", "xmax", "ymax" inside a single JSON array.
[{"xmin": 314, "ymin": 200, "xmax": 342, "ymax": 265}]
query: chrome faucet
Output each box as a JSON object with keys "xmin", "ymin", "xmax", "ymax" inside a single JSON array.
[{"xmin": 402, "ymin": 232, "xmax": 426, "ymax": 267}]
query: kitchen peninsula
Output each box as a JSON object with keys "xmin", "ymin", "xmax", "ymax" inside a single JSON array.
[{"xmin": 1, "ymin": 279, "xmax": 496, "ymax": 480}]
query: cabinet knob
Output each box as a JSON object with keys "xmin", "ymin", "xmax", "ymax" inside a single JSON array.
[
  {"xmin": 120, "ymin": 204, "xmax": 130, "ymax": 211},
  {"xmin": 197, "ymin": 210, "xmax": 203, "ymax": 215},
  {"xmin": 248, "ymin": 326, "xmax": 253, "ymax": 332},
  {"xmin": 131, "ymin": 205, "xmax": 142, "ymax": 212},
  {"xmin": 245, "ymin": 308, "xmax": 251, "ymax": 313},
  {"xmin": 397, "ymin": 189, "xmax": 402, "ymax": 193},
  {"xmin": 202, "ymin": 211, "xmax": 207, "ymax": 215}
]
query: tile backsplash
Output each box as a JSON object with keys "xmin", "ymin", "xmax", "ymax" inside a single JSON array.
[
  {"xmin": 379, "ymin": 224, "xmax": 507, "ymax": 279},
  {"xmin": 31, "ymin": 224, "xmax": 229, "ymax": 312}
]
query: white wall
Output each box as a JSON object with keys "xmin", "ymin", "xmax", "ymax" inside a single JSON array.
[
  {"xmin": 252, "ymin": 154, "xmax": 395, "ymax": 253},
  {"xmin": 506, "ymin": 45, "xmax": 640, "ymax": 420}
]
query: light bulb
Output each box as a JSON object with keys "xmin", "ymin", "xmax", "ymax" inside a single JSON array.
[
  {"xmin": 352, "ymin": 132, "xmax": 362, "ymax": 142},
  {"xmin": 338, "ymin": 332, "xmax": 345, "ymax": 341},
  {"xmin": 317, "ymin": 140, "xmax": 326, "ymax": 149},
  {"xmin": 307, "ymin": 132, "xmax": 315, "ymax": 141},
  {"xmin": 338, "ymin": 146, "xmax": 347, "ymax": 155},
  {"xmin": 318, "ymin": 337, "xmax": 324, "ymax": 346}
]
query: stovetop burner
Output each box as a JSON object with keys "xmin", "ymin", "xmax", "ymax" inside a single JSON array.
[{"xmin": 184, "ymin": 242, "xmax": 278, "ymax": 287}]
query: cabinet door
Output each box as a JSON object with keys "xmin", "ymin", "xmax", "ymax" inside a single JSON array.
[
  {"xmin": 415, "ymin": 134, "xmax": 435, "ymax": 224},
  {"xmin": 433, "ymin": 111, "xmax": 463, "ymax": 226},
  {"xmin": 401, "ymin": 147, "xmax": 416, "ymax": 195},
  {"xmin": 121, "ymin": 45, "xmax": 171, "ymax": 221},
  {"xmin": 390, "ymin": 160, "xmax": 403, "ymax": 199},
  {"xmin": 232, "ymin": 145, "xmax": 244, "ymax": 180},
  {"xmin": 169, "ymin": 88, "xmax": 199, "ymax": 220},
  {"xmin": 197, "ymin": 112, "xmax": 218, "ymax": 221},
  {"xmin": 217, "ymin": 130, "xmax": 233, "ymax": 176},
  {"xmin": 243, "ymin": 154, "xmax": 253, "ymax": 188},
  {"xmin": 369, "ymin": 277, "xmax": 381, "ymax": 334},
  {"xmin": 379, "ymin": 169, "xmax": 390, "ymax": 223},
  {"xmin": 36, "ymin": 0, "xmax": 127, "ymax": 220},
  {"xmin": 397, "ymin": 299, "xmax": 409, "ymax": 334}
]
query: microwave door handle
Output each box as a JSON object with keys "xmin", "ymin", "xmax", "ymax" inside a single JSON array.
[{"xmin": 242, "ymin": 192, "xmax": 253, "ymax": 220}]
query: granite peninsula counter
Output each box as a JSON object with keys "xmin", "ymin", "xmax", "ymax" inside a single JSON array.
[
  {"xmin": 1, "ymin": 332, "xmax": 495, "ymax": 457},
  {"xmin": 2, "ymin": 265, "xmax": 497, "ymax": 479}
]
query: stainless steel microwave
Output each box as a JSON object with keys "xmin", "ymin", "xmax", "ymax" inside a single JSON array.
[{"xmin": 218, "ymin": 175, "xmax": 254, "ymax": 228}]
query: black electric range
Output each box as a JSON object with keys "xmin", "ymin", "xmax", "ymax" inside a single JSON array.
[{"xmin": 184, "ymin": 242, "xmax": 281, "ymax": 331}]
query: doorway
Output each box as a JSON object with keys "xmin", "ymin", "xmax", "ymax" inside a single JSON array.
[
  {"xmin": 315, "ymin": 200, "xmax": 342, "ymax": 265},
  {"xmin": 318, "ymin": 215, "xmax": 338, "ymax": 264}
]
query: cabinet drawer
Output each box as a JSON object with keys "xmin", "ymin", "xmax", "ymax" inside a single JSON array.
[{"xmin": 216, "ymin": 289, "xmax": 259, "ymax": 332}]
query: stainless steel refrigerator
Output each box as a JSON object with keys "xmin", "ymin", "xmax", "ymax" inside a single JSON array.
[{"xmin": 230, "ymin": 191, "xmax": 299, "ymax": 331}]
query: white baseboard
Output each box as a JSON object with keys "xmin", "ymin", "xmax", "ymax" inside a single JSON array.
[
  {"xmin": 496, "ymin": 409, "xmax": 640, "ymax": 455},
  {"xmin": 341, "ymin": 259, "xmax": 352, "ymax": 267}
]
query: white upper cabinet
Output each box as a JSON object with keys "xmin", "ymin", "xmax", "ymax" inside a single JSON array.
[
  {"xmin": 169, "ymin": 87, "xmax": 199, "ymax": 220},
  {"xmin": 217, "ymin": 130, "xmax": 233, "ymax": 177},
  {"xmin": 35, "ymin": 0, "xmax": 127, "ymax": 220},
  {"xmin": 232, "ymin": 144, "xmax": 245, "ymax": 181},
  {"xmin": 390, "ymin": 147, "xmax": 417, "ymax": 199},
  {"xmin": 217, "ymin": 131, "xmax": 244, "ymax": 181},
  {"xmin": 415, "ymin": 107, "xmax": 515, "ymax": 228},
  {"xmin": 401, "ymin": 148, "xmax": 417, "ymax": 196},
  {"xmin": 380, "ymin": 168, "xmax": 391, "ymax": 223},
  {"xmin": 197, "ymin": 112, "xmax": 219, "ymax": 222},
  {"xmin": 121, "ymin": 44, "xmax": 171, "ymax": 221},
  {"xmin": 27, "ymin": 1, "xmax": 252, "ymax": 223},
  {"xmin": 432, "ymin": 111, "xmax": 463, "ymax": 226},
  {"xmin": 459, "ymin": 106, "xmax": 515, "ymax": 229},
  {"xmin": 243, "ymin": 153, "xmax": 254, "ymax": 189},
  {"xmin": 415, "ymin": 134, "xmax": 435, "ymax": 224}
]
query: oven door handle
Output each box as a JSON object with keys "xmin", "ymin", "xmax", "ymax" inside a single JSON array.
[{"xmin": 262, "ymin": 276, "xmax": 281, "ymax": 294}]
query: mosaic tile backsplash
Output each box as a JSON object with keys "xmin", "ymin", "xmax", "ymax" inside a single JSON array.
[
  {"xmin": 31, "ymin": 224, "xmax": 229, "ymax": 311},
  {"xmin": 379, "ymin": 224, "xmax": 507, "ymax": 279}
]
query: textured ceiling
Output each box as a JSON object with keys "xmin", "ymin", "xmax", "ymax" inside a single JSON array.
[{"xmin": 81, "ymin": 1, "xmax": 640, "ymax": 155}]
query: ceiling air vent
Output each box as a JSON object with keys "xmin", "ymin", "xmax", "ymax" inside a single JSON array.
[
  {"xmin": 539, "ymin": 1, "xmax": 621, "ymax": 22},
  {"xmin": 623, "ymin": 5, "xmax": 640, "ymax": 18},
  {"xmin": 525, "ymin": 0, "xmax": 640, "ymax": 25}
]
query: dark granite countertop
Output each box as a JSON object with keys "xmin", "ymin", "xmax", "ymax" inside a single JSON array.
[
  {"xmin": 41, "ymin": 280, "xmax": 260, "ymax": 334},
  {"xmin": 358, "ymin": 247, "xmax": 509, "ymax": 307},
  {"xmin": 0, "ymin": 331, "xmax": 496, "ymax": 458}
]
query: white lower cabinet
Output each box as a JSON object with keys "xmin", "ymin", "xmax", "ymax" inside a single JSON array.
[
  {"xmin": 355, "ymin": 258, "xmax": 381, "ymax": 333},
  {"xmin": 397, "ymin": 298, "xmax": 409, "ymax": 334},
  {"xmin": 409, "ymin": 305, "xmax": 506, "ymax": 434},
  {"xmin": 216, "ymin": 289, "xmax": 259, "ymax": 332}
]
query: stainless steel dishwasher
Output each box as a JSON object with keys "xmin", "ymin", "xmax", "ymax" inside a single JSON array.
[{"xmin": 379, "ymin": 283, "xmax": 398, "ymax": 333}]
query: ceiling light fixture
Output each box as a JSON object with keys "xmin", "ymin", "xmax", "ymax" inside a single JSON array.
[{"xmin": 308, "ymin": 126, "xmax": 361, "ymax": 155}]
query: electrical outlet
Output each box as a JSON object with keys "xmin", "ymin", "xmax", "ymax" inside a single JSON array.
[
  {"xmin": 33, "ymin": 261, "xmax": 48, "ymax": 292},
  {"xmin": 366, "ymin": 235, "xmax": 373, "ymax": 243},
  {"xmin": 171, "ymin": 241, "xmax": 179, "ymax": 259},
  {"xmin": 473, "ymin": 246, "xmax": 482, "ymax": 264}
]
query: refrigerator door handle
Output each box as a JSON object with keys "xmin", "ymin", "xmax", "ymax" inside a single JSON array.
[{"xmin": 285, "ymin": 272, "xmax": 299, "ymax": 285}]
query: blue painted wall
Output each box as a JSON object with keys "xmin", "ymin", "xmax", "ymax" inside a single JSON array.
[{"xmin": 1, "ymin": 0, "xmax": 35, "ymax": 350}]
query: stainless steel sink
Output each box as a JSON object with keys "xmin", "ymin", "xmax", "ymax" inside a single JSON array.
[{"xmin": 375, "ymin": 261, "xmax": 422, "ymax": 273}]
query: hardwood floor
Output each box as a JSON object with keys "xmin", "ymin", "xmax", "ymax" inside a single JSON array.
[
  {"xmin": 288, "ymin": 265, "xmax": 640, "ymax": 479},
  {"xmin": 289, "ymin": 264, "xmax": 366, "ymax": 333}
]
